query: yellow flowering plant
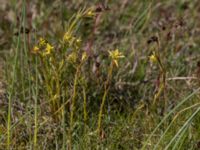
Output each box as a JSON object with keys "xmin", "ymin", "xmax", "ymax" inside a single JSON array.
[
  {"xmin": 97, "ymin": 49, "xmax": 124, "ymax": 135},
  {"xmin": 31, "ymin": 8, "xmax": 91, "ymax": 123},
  {"xmin": 31, "ymin": 7, "xmax": 125, "ymax": 148}
]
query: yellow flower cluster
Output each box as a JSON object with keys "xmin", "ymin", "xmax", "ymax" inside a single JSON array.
[
  {"xmin": 63, "ymin": 32, "xmax": 81, "ymax": 48},
  {"xmin": 32, "ymin": 37, "xmax": 54, "ymax": 56},
  {"xmin": 108, "ymin": 49, "xmax": 125, "ymax": 67},
  {"xmin": 63, "ymin": 30, "xmax": 87, "ymax": 65}
]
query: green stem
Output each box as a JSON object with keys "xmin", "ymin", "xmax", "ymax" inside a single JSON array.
[
  {"xmin": 97, "ymin": 62, "xmax": 113, "ymax": 135},
  {"xmin": 83, "ymin": 85, "xmax": 87, "ymax": 130},
  {"xmin": 33, "ymin": 57, "xmax": 38, "ymax": 149},
  {"xmin": 69, "ymin": 65, "xmax": 80, "ymax": 149}
]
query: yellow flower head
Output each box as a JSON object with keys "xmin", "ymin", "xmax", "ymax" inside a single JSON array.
[
  {"xmin": 76, "ymin": 38, "xmax": 82, "ymax": 44},
  {"xmin": 108, "ymin": 49, "xmax": 125, "ymax": 67},
  {"xmin": 81, "ymin": 52, "xmax": 87, "ymax": 61},
  {"xmin": 149, "ymin": 53, "xmax": 157, "ymax": 63},
  {"xmin": 43, "ymin": 43, "xmax": 53, "ymax": 56},
  {"xmin": 39, "ymin": 37, "xmax": 47, "ymax": 47},
  {"xmin": 86, "ymin": 10, "xmax": 95, "ymax": 17},
  {"xmin": 63, "ymin": 32, "xmax": 72, "ymax": 42},
  {"xmin": 108, "ymin": 49, "xmax": 125, "ymax": 60},
  {"xmin": 67, "ymin": 52, "xmax": 77, "ymax": 63},
  {"xmin": 33, "ymin": 46, "xmax": 39, "ymax": 53}
]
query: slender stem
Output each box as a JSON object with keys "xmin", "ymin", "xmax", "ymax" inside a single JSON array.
[
  {"xmin": 83, "ymin": 85, "xmax": 87, "ymax": 130},
  {"xmin": 97, "ymin": 89, "xmax": 109, "ymax": 134},
  {"xmin": 33, "ymin": 57, "xmax": 38, "ymax": 149},
  {"xmin": 70, "ymin": 67, "xmax": 79, "ymax": 128},
  {"xmin": 97, "ymin": 62, "xmax": 113, "ymax": 135},
  {"xmin": 153, "ymin": 53, "xmax": 166, "ymax": 107},
  {"xmin": 69, "ymin": 65, "xmax": 80, "ymax": 149},
  {"xmin": 62, "ymin": 97, "xmax": 66, "ymax": 150}
]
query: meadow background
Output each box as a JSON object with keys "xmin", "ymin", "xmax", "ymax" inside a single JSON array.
[{"xmin": 0, "ymin": 0, "xmax": 200, "ymax": 149}]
